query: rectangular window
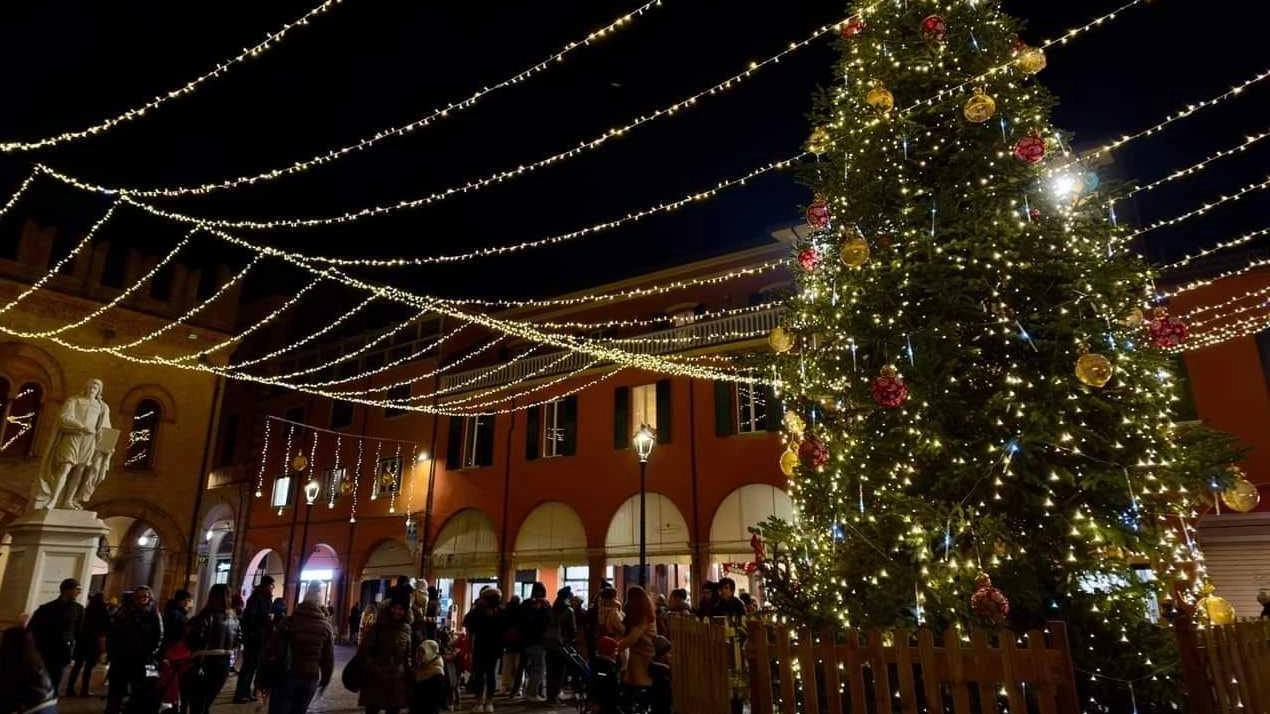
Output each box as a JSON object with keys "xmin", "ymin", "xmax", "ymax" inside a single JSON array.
[
  {"xmin": 372, "ymin": 456, "xmax": 402, "ymax": 499},
  {"xmin": 631, "ymin": 383, "xmax": 658, "ymax": 432},
  {"xmin": 217, "ymin": 413, "xmax": 239, "ymax": 467},
  {"xmin": 564, "ymin": 566, "xmax": 590, "ymax": 608},
  {"xmin": 541, "ymin": 397, "xmax": 577, "ymax": 458},
  {"xmin": 384, "ymin": 384, "xmax": 411, "ymax": 418},
  {"xmin": 330, "ymin": 401, "xmax": 354, "ymax": 430},
  {"xmin": 462, "ymin": 415, "xmax": 495, "ymax": 468},
  {"xmin": 736, "ymin": 383, "xmax": 769, "ymax": 433}
]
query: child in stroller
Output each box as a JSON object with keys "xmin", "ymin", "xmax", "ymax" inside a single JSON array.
[{"xmin": 586, "ymin": 636, "xmax": 621, "ymax": 714}]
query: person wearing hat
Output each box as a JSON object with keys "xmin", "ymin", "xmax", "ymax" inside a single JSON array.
[
  {"xmin": 411, "ymin": 638, "xmax": 447, "ymax": 714},
  {"xmin": 543, "ymin": 586, "xmax": 577, "ymax": 705},
  {"xmin": 27, "ymin": 577, "xmax": 84, "ymax": 696},
  {"xmin": 359, "ymin": 590, "xmax": 413, "ymax": 714},
  {"xmin": 233, "ymin": 575, "xmax": 276, "ymax": 703}
]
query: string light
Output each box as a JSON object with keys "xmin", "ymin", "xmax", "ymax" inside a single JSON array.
[
  {"xmin": 1184, "ymin": 297, "xmax": 1269, "ymax": 332},
  {"xmin": 412, "ymin": 344, "xmax": 542, "ymax": 402},
  {"xmin": 328, "ymin": 435, "xmax": 342, "ymax": 509},
  {"xmin": 537, "ymin": 301, "xmax": 781, "ymax": 331},
  {"xmin": 349, "ymin": 438, "xmax": 364, "ymax": 523},
  {"xmin": 1180, "ymin": 283, "xmax": 1270, "ymax": 321},
  {"xmin": 316, "ymin": 331, "xmax": 497, "ymax": 393},
  {"xmin": 109, "ymin": 254, "xmax": 261, "ymax": 350},
  {"xmin": 1179, "ymin": 313, "xmax": 1270, "ymax": 352},
  {"xmin": 254, "ymin": 418, "xmax": 273, "ymax": 497},
  {"xmin": 226, "ymin": 294, "xmax": 377, "ymax": 369},
  {"xmin": 388, "ymin": 443, "xmax": 401, "ymax": 513},
  {"xmin": 178, "ymin": 279, "xmax": 323, "ymax": 362},
  {"xmin": 74, "ymin": 0, "xmax": 665, "ymax": 198},
  {"xmin": 0, "ymin": 170, "xmax": 38, "ymax": 220},
  {"xmin": 1122, "ymin": 176, "xmax": 1270, "ymax": 242},
  {"xmin": 1118, "ymin": 129, "xmax": 1270, "ymax": 202},
  {"xmin": 447, "ymin": 368, "xmax": 624, "ymax": 416},
  {"xmin": 0, "ymin": 201, "xmax": 119, "ymax": 318},
  {"xmin": 1156, "ymin": 257, "xmax": 1270, "ymax": 299},
  {"xmin": 64, "ymin": 11, "xmax": 863, "ymax": 231},
  {"xmin": 434, "ymin": 351, "xmax": 581, "ymax": 408},
  {"xmin": 0, "ymin": 0, "xmax": 345, "ymax": 153},
  {"xmin": 1158, "ymin": 226, "xmax": 1270, "ymax": 273}
]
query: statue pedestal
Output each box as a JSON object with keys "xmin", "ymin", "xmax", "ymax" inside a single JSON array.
[{"xmin": 0, "ymin": 509, "xmax": 107, "ymax": 626}]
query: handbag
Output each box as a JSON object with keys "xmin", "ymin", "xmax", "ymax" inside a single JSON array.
[{"xmin": 342, "ymin": 650, "xmax": 367, "ymax": 693}]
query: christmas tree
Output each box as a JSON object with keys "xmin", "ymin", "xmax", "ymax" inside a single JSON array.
[{"xmin": 758, "ymin": 3, "xmax": 1244, "ymax": 709}]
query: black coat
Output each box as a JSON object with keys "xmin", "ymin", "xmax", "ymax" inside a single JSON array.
[
  {"xmin": 240, "ymin": 588, "xmax": 274, "ymax": 649},
  {"xmin": 108, "ymin": 601, "xmax": 164, "ymax": 664},
  {"xmin": 27, "ymin": 596, "xmax": 84, "ymax": 669},
  {"xmin": 462, "ymin": 601, "xmax": 505, "ymax": 660},
  {"xmin": 0, "ymin": 627, "xmax": 56, "ymax": 714},
  {"xmin": 162, "ymin": 601, "xmax": 189, "ymax": 649}
]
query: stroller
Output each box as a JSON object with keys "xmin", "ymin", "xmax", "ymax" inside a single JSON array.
[{"xmin": 559, "ymin": 644, "xmax": 591, "ymax": 711}]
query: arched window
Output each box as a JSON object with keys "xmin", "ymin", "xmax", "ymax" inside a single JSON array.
[
  {"xmin": 125, "ymin": 399, "xmax": 161, "ymax": 470},
  {"xmin": 1, "ymin": 380, "xmax": 43, "ymax": 457}
]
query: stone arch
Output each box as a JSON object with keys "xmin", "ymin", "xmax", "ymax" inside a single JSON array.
[
  {"xmin": 91, "ymin": 498, "xmax": 186, "ymax": 558},
  {"xmin": 117, "ymin": 383, "xmax": 179, "ymax": 425},
  {"xmin": 0, "ymin": 341, "xmax": 67, "ymax": 401},
  {"xmin": 430, "ymin": 508, "xmax": 499, "ymax": 578},
  {"xmin": 241, "ymin": 548, "xmax": 286, "ymax": 601},
  {"xmin": 513, "ymin": 501, "xmax": 588, "ymax": 569},
  {"xmin": 708, "ymin": 483, "xmax": 793, "ymax": 560},
  {"xmin": 355, "ymin": 537, "xmax": 415, "ymax": 581},
  {"xmin": 605, "ymin": 492, "xmax": 690, "ymax": 563}
]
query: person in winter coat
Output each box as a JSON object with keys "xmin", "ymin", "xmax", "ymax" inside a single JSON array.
[
  {"xmin": 104, "ymin": 585, "xmax": 164, "ymax": 714},
  {"xmin": 359, "ymin": 595, "xmax": 413, "ymax": 714},
  {"xmin": 498, "ymin": 596, "xmax": 522, "ymax": 697},
  {"xmin": 422, "ymin": 587, "xmax": 441, "ymax": 642},
  {"xmin": 1, "ymin": 626, "xmax": 58, "ymax": 714},
  {"xmin": 26, "ymin": 578, "xmax": 84, "ymax": 696},
  {"xmin": 267, "ymin": 583, "xmax": 334, "ymax": 714},
  {"xmin": 66, "ymin": 592, "xmax": 110, "ymax": 697},
  {"xmin": 518, "ymin": 583, "xmax": 551, "ymax": 702},
  {"xmin": 181, "ymin": 584, "xmax": 240, "ymax": 714},
  {"xmin": 410, "ymin": 639, "xmax": 447, "ymax": 714},
  {"xmin": 712, "ymin": 578, "xmax": 747, "ymax": 622},
  {"xmin": 461, "ymin": 587, "xmax": 505, "ymax": 713},
  {"xmin": 543, "ymin": 587, "xmax": 577, "ymax": 705},
  {"xmin": 233, "ymin": 576, "xmax": 276, "ymax": 703},
  {"xmin": 596, "ymin": 586, "xmax": 624, "ymax": 640},
  {"xmin": 350, "ymin": 602, "xmax": 364, "ymax": 645},
  {"xmin": 161, "ymin": 590, "xmax": 193, "ymax": 653},
  {"xmin": 615, "ymin": 586, "xmax": 657, "ymax": 689}
]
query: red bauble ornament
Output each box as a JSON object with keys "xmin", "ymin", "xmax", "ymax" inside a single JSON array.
[
  {"xmin": 840, "ymin": 16, "xmax": 865, "ymax": 39},
  {"xmin": 1028, "ymin": 207, "xmax": 1042, "ymax": 220},
  {"xmin": 970, "ymin": 572, "xmax": 1010, "ymax": 625},
  {"xmin": 1147, "ymin": 310, "xmax": 1188, "ymax": 348},
  {"xmin": 798, "ymin": 248, "xmax": 821, "ymax": 272},
  {"xmin": 871, "ymin": 365, "xmax": 909, "ymax": 408},
  {"xmin": 920, "ymin": 15, "xmax": 947, "ymax": 42},
  {"xmin": 798, "ymin": 437, "xmax": 830, "ymax": 470},
  {"xmin": 805, "ymin": 197, "xmax": 831, "ymax": 230},
  {"xmin": 1013, "ymin": 134, "xmax": 1046, "ymax": 165}
]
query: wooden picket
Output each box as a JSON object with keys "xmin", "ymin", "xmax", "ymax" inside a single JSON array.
[
  {"xmin": 664, "ymin": 615, "xmax": 734, "ymax": 714},
  {"xmin": 1180, "ymin": 619, "xmax": 1270, "ymax": 714}
]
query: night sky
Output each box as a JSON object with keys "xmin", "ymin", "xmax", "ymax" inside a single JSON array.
[{"xmin": 0, "ymin": 0, "xmax": 1265, "ymax": 322}]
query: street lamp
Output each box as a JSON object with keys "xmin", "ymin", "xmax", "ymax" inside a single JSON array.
[
  {"xmin": 632, "ymin": 424, "xmax": 656, "ymax": 587},
  {"xmin": 296, "ymin": 478, "xmax": 321, "ymax": 605}
]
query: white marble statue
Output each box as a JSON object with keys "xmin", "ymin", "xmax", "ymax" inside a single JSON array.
[{"xmin": 31, "ymin": 378, "xmax": 117, "ymax": 511}]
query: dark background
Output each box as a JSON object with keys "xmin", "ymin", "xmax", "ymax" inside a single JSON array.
[{"xmin": 0, "ymin": 0, "xmax": 1265, "ymax": 318}]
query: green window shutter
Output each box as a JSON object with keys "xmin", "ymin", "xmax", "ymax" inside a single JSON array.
[
  {"xmin": 613, "ymin": 386, "xmax": 630, "ymax": 449},
  {"xmin": 561, "ymin": 396, "xmax": 578, "ymax": 456},
  {"xmin": 525, "ymin": 405, "xmax": 541, "ymax": 460},
  {"xmin": 655, "ymin": 379, "xmax": 672, "ymax": 444},
  {"xmin": 714, "ymin": 381, "xmax": 736, "ymax": 437},
  {"xmin": 445, "ymin": 416, "xmax": 463, "ymax": 469},
  {"xmin": 475, "ymin": 416, "xmax": 496, "ymax": 467}
]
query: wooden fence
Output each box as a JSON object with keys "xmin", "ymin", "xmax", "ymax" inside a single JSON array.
[
  {"xmin": 1176, "ymin": 619, "xmax": 1270, "ymax": 714},
  {"xmin": 664, "ymin": 615, "xmax": 736, "ymax": 714}
]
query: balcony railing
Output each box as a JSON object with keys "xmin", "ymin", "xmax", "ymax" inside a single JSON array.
[{"xmin": 437, "ymin": 306, "xmax": 785, "ymax": 393}]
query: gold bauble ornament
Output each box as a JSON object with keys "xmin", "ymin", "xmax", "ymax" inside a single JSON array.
[
  {"xmin": 1016, "ymin": 46, "xmax": 1047, "ymax": 75},
  {"xmin": 779, "ymin": 447, "xmax": 799, "ymax": 477},
  {"xmin": 1197, "ymin": 582, "xmax": 1236, "ymax": 625},
  {"xmin": 1221, "ymin": 469, "xmax": 1260, "ymax": 513},
  {"xmin": 782, "ymin": 410, "xmax": 806, "ymax": 440},
  {"xmin": 1120, "ymin": 307, "xmax": 1145, "ymax": 327},
  {"xmin": 1075, "ymin": 351, "xmax": 1114, "ymax": 388},
  {"xmin": 768, "ymin": 326, "xmax": 795, "ymax": 353},
  {"xmin": 963, "ymin": 88, "xmax": 997, "ymax": 123},
  {"xmin": 865, "ymin": 84, "xmax": 894, "ymax": 114},
  {"xmin": 839, "ymin": 235, "xmax": 870, "ymax": 267},
  {"xmin": 806, "ymin": 126, "xmax": 831, "ymax": 154},
  {"xmin": 291, "ymin": 454, "xmax": 308, "ymax": 472}
]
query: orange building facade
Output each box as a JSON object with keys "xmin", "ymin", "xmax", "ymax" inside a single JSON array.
[{"xmin": 213, "ymin": 238, "xmax": 1270, "ymax": 633}]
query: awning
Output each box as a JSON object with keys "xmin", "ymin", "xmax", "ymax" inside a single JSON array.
[
  {"xmin": 605, "ymin": 492, "xmax": 690, "ymax": 563},
  {"xmin": 362, "ymin": 539, "xmax": 415, "ymax": 579},
  {"xmin": 430, "ymin": 509, "xmax": 499, "ymax": 579},
  {"xmin": 708, "ymin": 484, "xmax": 792, "ymax": 560},
  {"xmin": 513, "ymin": 502, "xmax": 589, "ymax": 570}
]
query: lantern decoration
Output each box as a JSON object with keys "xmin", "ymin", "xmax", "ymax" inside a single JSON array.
[
  {"xmin": 866, "ymin": 83, "xmax": 895, "ymax": 114},
  {"xmin": 782, "ymin": 410, "xmax": 806, "ymax": 440},
  {"xmin": 840, "ymin": 16, "xmax": 865, "ymax": 39},
  {"xmin": 1120, "ymin": 307, "xmax": 1145, "ymax": 327},
  {"xmin": 798, "ymin": 248, "xmax": 820, "ymax": 272},
  {"xmin": 970, "ymin": 572, "xmax": 1010, "ymax": 625},
  {"xmin": 871, "ymin": 365, "xmax": 909, "ymax": 408},
  {"xmin": 1221, "ymin": 467, "xmax": 1260, "ymax": 513},
  {"xmin": 291, "ymin": 453, "xmax": 308, "ymax": 472},
  {"xmin": 798, "ymin": 436, "xmax": 830, "ymax": 470},
  {"xmin": 805, "ymin": 196, "xmax": 831, "ymax": 229},
  {"xmin": 779, "ymin": 446, "xmax": 800, "ymax": 477},
  {"xmin": 963, "ymin": 88, "xmax": 997, "ymax": 123},
  {"xmin": 1013, "ymin": 133, "xmax": 1047, "ymax": 165},
  {"xmin": 806, "ymin": 126, "xmax": 832, "ymax": 154},
  {"xmin": 339, "ymin": 479, "xmax": 353, "ymax": 496},
  {"xmin": 840, "ymin": 232, "xmax": 871, "ymax": 267},
  {"xmin": 1147, "ymin": 309, "xmax": 1188, "ymax": 348},
  {"xmin": 1015, "ymin": 45, "xmax": 1047, "ymax": 75},
  {"xmin": 920, "ymin": 14, "xmax": 947, "ymax": 42},
  {"xmin": 769, "ymin": 326, "xmax": 795, "ymax": 353},
  {"xmin": 1197, "ymin": 582, "xmax": 1236, "ymax": 625},
  {"xmin": 1075, "ymin": 349, "xmax": 1114, "ymax": 388}
]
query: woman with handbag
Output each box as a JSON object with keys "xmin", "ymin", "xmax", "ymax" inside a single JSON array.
[
  {"xmin": 182, "ymin": 584, "xmax": 240, "ymax": 714},
  {"xmin": 357, "ymin": 594, "xmax": 413, "ymax": 714}
]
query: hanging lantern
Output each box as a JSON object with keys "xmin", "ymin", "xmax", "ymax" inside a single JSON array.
[
  {"xmin": 866, "ymin": 83, "xmax": 894, "ymax": 114},
  {"xmin": 963, "ymin": 88, "xmax": 997, "ymax": 123}
]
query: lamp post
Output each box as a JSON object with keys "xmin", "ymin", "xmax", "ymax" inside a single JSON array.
[{"xmin": 632, "ymin": 424, "xmax": 656, "ymax": 587}]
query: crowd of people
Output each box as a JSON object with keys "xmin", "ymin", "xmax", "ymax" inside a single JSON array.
[{"xmin": 0, "ymin": 572, "xmax": 758, "ymax": 714}]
